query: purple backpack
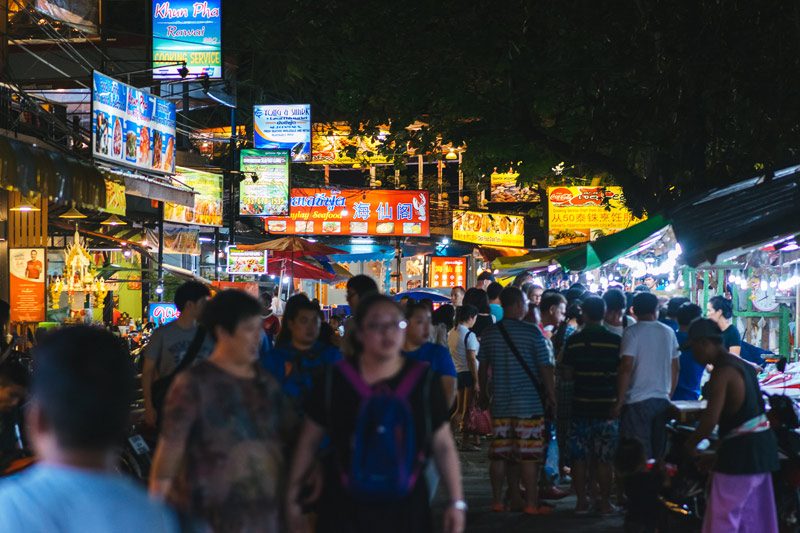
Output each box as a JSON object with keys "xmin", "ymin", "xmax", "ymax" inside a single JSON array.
[{"xmin": 335, "ymin": 359, "xmax": 431, "ymax": 501}]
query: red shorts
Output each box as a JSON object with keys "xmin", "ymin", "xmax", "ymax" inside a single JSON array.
[{"xmin": 488, "ymin": 417, "xmax": 545, "ymax": 462}]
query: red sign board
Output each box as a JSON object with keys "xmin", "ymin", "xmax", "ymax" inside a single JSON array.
[
  {"xmin": 428, "ymin": 257, "xmax": 467, "ymax": 289},
  {"xmin": 264, "ymin": 188, "xmax": 430, "ymax": 237}
]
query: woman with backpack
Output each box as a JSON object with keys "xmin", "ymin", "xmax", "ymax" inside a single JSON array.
[
  {"xmin": 448, "ymin": 305, "xmax": 481, "ymax": 450},
  {"xmin": 286, "ymin": 294, "xmax": 465, "ymax": 533}
]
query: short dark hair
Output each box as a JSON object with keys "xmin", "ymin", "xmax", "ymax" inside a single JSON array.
[
  {"xmin": 477, "ymin": 271, "xmax": 494, "ymax": 282},
  {"xmin": 581, "ymin": 296, "xmax": 606, "ymax": 322},
  {"xmin": 499, "ymin": 286, "xmax": 525, "ymax": 310},
  {"xmin": 201, "ymin": 290, "xmax": 263, "ymax": 341},
  {"xmin": 709, "ymin": 295, "xmax": 733, "ymax": 319},
  {"xmin": 667, "ymin": 297, "xmax": 690, "ymax": 318},
  {"xmin": 602, "ymin": 289, "xmax": 627, "ymax": 312},
  {"xmin": 677, "ymin": 302, "xmax": 703, "ymax": 327},
  {"xmin": 463, "ymin": 287, "xmax": 490, "ymax": 314},
  {"xmin": 457, "ymin": 304, "xmax": 479, "ymax": 323},
  {"xmin": 540, "ymin": 292, "xmax": 567, "ymax": 314},
  {"xmin": 632, "ymin": 292, "xmax": 659, "ymax": 316},
  {"xmin": 346, "ymin": 274, "xmax": 379, "ymax": 297},
  {"xmin": 405, "ymin": 301, "xmax": 431, "ymax": 320},
  {"xmin": 486, "ymin": 281, "xmax": 504, "ymax": 300},
  {"xmin": 32, "ymin": 326, "xmax": 135, "ymax": 450},
  {"xmin": 432, "ymin": 304, "xmax": 456, "ymax": 330},
  {"xmin": 174, "ymin": 281, "xmax": 211, "ymax": 312}
]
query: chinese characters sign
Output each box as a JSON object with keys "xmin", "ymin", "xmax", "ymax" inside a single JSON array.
[
  {"xmin": 490, "ymin": 171, "xmax": 540, "ymax": 203},
  {"xmin": 92, "ymin": 71, "xmax": 177, "ymax": 174},
  {"xmin": 547, "ymin": 186, "xmax": 644, "ymax": 247},
  {"xmin": 429, "ymin": 257, "xmax": 467, "ymax": 289},
  {"xmin": 254, "ymin": 105, "xmax": 311, "ymax": 162},
  {"xmin": 152, "ymin": 0, "xmax": 222, "ymax": 79},
  {"xmin": 452, "ymin": 210, "xmax": 525, "ymax": 248},
  {"xmin": 239, "ymin": 149, "xmax": 290, "ymax": 216},
  {"xmin": 165, "ymin": 167, "xmax": 223, "ymax": 226},
  {"xmin": 264, "ymin": 189, "xmax": 430, "ymax": 237}
]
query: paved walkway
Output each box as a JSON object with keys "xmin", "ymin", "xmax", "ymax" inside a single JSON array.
[{"xmin": 434, "ymin": 442, "xmax": 625, "ymax": 532}]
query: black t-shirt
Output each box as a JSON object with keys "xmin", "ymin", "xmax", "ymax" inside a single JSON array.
[
  {"xmin": 305, "ymin": 359, "xmax": 449, "ymax": 533},
  {"xmin": 721, "ymin": 324, "xmax": 742, "ymax": 350}
]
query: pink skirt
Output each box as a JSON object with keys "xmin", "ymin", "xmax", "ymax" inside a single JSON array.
[{"xmin": 703, "ymin": 471, "xmax": 778, "ymax": 533}]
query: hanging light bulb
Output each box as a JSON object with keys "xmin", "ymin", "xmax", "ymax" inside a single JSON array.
[
  {"xmin": 770, "ymin": 278, "xmax": 778, "ymax": 288},
  {"xmin": 760, "ymin": 280, "xmax": 768, "ymax": 291}
]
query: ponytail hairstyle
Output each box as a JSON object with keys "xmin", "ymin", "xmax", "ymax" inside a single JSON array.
[{"xmin": 344, "ymin": 293, "xmax": 402, "ymax": 360}]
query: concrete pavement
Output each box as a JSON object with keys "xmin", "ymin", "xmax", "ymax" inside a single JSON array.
[{"xmin": 434, "ymin": 442, "xmax": 625, "ymax": 532}]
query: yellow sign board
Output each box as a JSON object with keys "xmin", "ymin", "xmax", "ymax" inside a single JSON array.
[
  {"xmin": 452, "ymin": 210, "xmax": 525, "ymax": 248},
  {"xmin": 103, "ymin": 180, "xmax": 126, "ymax": 216},
  {"xmin": 547, "ymin": 186, "xmax": 643, "ymax": 246}
]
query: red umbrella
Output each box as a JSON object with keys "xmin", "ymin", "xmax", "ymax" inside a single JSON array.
[
  {"xmin": 267, "ymin": 258, "xmax": 335, "ymax": 280},
  {"xmin": 238, "ymin": 236, "xmax": 345, "ymax": 258}
]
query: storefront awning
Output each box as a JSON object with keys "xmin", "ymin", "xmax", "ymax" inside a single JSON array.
[
  {"xmin": 670, "ymin": 167, "xmax": 800, "ymax": 267},
  {"xmin": 328, "ymin": 244, "xmax": 396, "ymax": 264},
  {"xmin": 556, "ymin": 215, "xmax": 670, "ymax": 272},
  {"xmin": 491, "ymin": 249, "xmax": 562, "ymax": 271},
  {"xmin": 109, "ymin": 169, "xmax": 196, "ymax": 208},
  {"xmin": 0, "ymin": 136, "xmax": 106, "ymax": 209}
]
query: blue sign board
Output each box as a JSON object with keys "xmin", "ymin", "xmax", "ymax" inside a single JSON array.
[
  {"xmin": 152, "ymin": 0, "xmax": 222, "ymax": 79},
  {"xmin": 254, "ymin": 105, "xmax": 312, "ymax": 162},
  {"xmin": 92, "ymin": 71, "xmax": 177, "ymax": 174},
  {"xmin": 148, "ymin": 303, "xmax": 179, "ymax": 326}
]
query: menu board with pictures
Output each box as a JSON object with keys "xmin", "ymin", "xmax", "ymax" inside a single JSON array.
[
  {"xmin": 428, "ymin": 257, "xmax": 467, "ymax": 289},
  {"xmin": 239, "ymin": 149, "xmax": 290, "ymax": 216},
  {"xmin": 452, "ymin": 210, "xmax": 525, "ymax": 247},
  {"xmin": 264, "ymin": 188, "xmax": 430, "ymax": 237},
  {"xmin": 226, "ymin": 247, "xmax": 268, "ymax": 275},
  {"xmin": 92, "ymin": 71, "xmax": 177, "ymax": 174},
  {"xmin": 164, "ymin": 167, "xmax": 223, "ymax": 226}
]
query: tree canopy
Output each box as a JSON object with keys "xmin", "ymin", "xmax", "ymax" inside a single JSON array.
[{"xmin": 227, "ymin": 1, "xmax": 800, "ymax": 215}]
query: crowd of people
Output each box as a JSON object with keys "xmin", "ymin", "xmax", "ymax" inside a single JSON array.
[{"xmin": 0, "ymin": 268, "xmax": 781, "ymax": 532}]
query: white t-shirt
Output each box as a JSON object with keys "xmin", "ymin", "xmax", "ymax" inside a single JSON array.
[
  {"xmin": 0, "ymin": 464, "xmax": 180, "ymax": 533},
  {"xmin": 620, "ymin": 320, "xmax": 680, "ymax": 404},
  {"xmin": 448, "ymin": 324, "xmax": 480, "ymax": 373},
  {"xmin": 604, "ymin": 315, "xmax": 637, "ymax": 337}
]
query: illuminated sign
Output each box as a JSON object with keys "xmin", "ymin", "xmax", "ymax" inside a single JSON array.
[
  {"xmin": 254, "ymin": 105, "xmax": 311, "ymax": 162},
  {"xmin": 429, "ymin": 257, "xmax": 467, "ymax": 289},
  {"xmin": 239, "ymin": 149, "xmax": 290, "ymax": 216},
  {"xmin": 152, "ymin": 0, "xmax": 222, "ymax": 79},
  {"xmin": 452, "ymin": 210, "xmax": 525, "ymax": 247},
  {"xmin": 265, "ymin": 188, "xmax": 430, "ymax": 237},
  {"xmin": 547, "ymin": 186, "xmax": 643, "ymax": 247}
]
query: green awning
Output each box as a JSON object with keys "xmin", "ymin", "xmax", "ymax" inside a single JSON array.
[
  {"xmin": 491, "ymin": 249, "xmax": 563, "ymax": 271},
  {"xmin": 556, "ymin": 214, "xmax": 670, "ymax": 272}
]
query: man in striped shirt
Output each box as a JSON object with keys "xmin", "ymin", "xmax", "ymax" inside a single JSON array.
[
  {"xmin": 562, "ymin": 296, "xmax": 621, "ymax": 515},
  {"xmin": 478, "ymin": 287, "xmax": 556, "ymax": 515}
]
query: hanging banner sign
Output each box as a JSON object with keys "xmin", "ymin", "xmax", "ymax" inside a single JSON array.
[
  {"xmin": 239, "ymin": 149, "xmax": 291, "ymax": 216},
  {"xmin": 490, "ymin": 171, "xmax": 540, "ymax": 203},
  {"xmin": 452, "ymin": 210, "xmax": 525, "ymax": 248},
  {"xmin": 264, "ymin": 188, "xmax": 430, "ymax": 237},
  {"xmin": 165, "ymin": 167, "xmax": 223, "ymax": 226},
  {"xmin": 92, "ymin": 71, "xmax": 177, "ymax": 174},
  {"xmin": 145, "ymin": 227, "xmax": 201, "ymax": 255},
  {"xmin": 103, "ymin": 180, "xmax": 127, "ymax": 216},
  {"xmin": 428, "ymin": 257, "xmax": 467, "ymax": 289},
  {"xmin": 226, "ymin": 247, "xmax": 268, "ymax": 275},
  {"xmin": 10, "ymin": 248, "xmax": 46, "ymax": 323},
  {"xmin": 254, "ymin": 105, "xmax": 311, "ymax": 162},
  {"xmin": 547, "ymin": 186, "xmax": 644, "ymax": 247},
  {"xmin": 152, "ymin": 0, "xmax": 222, "ymax": 79}
]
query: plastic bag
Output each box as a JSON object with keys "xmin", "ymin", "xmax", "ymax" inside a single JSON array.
[{"xmin": 465, "ymin": 400, "xmax": 492, "ymax": 436}]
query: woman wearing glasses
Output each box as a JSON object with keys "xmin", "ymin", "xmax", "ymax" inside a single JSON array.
[{"xmin": 286, "ymin": 293, "xmax": 465, "ymax": 533}]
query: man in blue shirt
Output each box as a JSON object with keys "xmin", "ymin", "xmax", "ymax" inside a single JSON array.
[
  {"xmin": 0, "ymin": 326, "xmax": 180, "ymax": 533},
  {"xmin": 672, "ymin": 303, "xmax": 705, "ymax": 401}
]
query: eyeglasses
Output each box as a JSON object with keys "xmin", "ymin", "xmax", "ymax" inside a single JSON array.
[{"xmin": 363, "ymin": 320, "xmax": 408, "ymax": 334}]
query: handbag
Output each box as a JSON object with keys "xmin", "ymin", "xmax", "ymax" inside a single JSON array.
[
  {"xmin": 465, "ymin": 397, "xmax": 492, "ymax": 435},
  {"xmin": 497, "ymin": 322, "xmax": 553, "ymax": 420},
  {"xmin": 151, "ymin": 326, "xmax": 207, "ymax": 422}
]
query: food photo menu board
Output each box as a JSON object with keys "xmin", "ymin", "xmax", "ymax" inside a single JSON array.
[
  {"xmin": 92, "ymin": 71, "xmax": 177, "ymax": 174},
  {"xmin": 226, "ymin": 247, "xmax": 268, "ymax": 275}
]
